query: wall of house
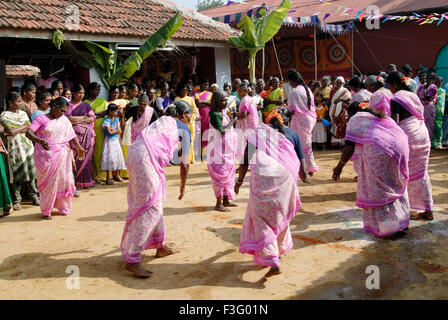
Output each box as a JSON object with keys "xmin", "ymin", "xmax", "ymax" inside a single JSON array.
[{"xmin": 353, "ymin": 21, "xmax": 448, "ymax": 75}]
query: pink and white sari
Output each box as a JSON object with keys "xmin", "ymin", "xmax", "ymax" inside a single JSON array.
[
  {"xmin": 196, "ymin": 91, "xmax": 213, "ymax": 150},
  {"xmin": 370, "ymin": 88, "xmax": 393, "ymax": 116},
  {"xmin": 288, "ymin": 85, "xmax": 319, "ymax": 172},
  {"xmin": 392, "ymin": 90, "xmax": 433, "ymax": 212},
  {"xmin": 130, "ymin": 106, "xmax": 154, "ymax": 143},
  {"xmin": 206, "ymin": 110, "xmax": 237, "ymax": 200},
  {"xmin": 121, "ymin": 116, "xmax": 179, "ymax": 263},
  {"xmin": 351, "ymin": 88, "xmax": 372, "ymax": 104},
  {"xmin": 239, "ymin": 124, "xmax": 302, "ymax": 266},
  {"xmin": 29, "ymin": 115, "xmax": 77, "ymax": 217},
  {"xmin": 236, "ymin": 95, "xmax": 259, "ymax": 162},
  {"xmin": 346, "ymin": 112, "xmax": 410, "ymax": 236}
]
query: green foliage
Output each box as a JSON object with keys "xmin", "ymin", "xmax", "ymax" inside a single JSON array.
[
  {"xmin": 52, "ymin": 30, "xmax": 64, "ymax": 50},
  {"xmin": 60, "ymin": 15, "xmax": 182, "ymax": 89},
  {"xmin": 196, "ymin": 0, "xmax": 224, "ymax": 11},
  {"xmin": 228, "ymin": 0, "xmax": 291, "ymax": 83}
]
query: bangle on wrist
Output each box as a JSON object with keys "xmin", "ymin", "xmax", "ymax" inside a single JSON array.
[{"xmin": 339, "ymin": 161, "xmax": 347, "ymax": 166}]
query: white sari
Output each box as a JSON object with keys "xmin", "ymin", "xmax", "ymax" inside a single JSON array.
[{"xmin": 329, "ymin": 87, "xmax": 351, "ymax": 144}]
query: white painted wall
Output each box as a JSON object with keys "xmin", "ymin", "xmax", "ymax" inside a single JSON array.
[
  {"xmin": 214, "ymin": 47, "xmax": 231, "ymax": 90},
  {"xmin": 89, "ymin": 68, "xmax": 108, "ymax": 100}
]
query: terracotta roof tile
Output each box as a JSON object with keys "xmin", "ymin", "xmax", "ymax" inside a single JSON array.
[
  {"xmin": 6, "ymin": 65, "xmax": 41, "ymax": 78},
  {"xmin": 1, "ymin": 0, "xmax": 235, "ymax": 42}
]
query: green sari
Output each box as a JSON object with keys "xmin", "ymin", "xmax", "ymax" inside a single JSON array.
[
  {"xmin": 0, "ymin": 153, "xmax": 12, "ymax": 216},
  {"xmin": 263, "ymin": 88, "xmax": 284, "ymax": 118},
  {"xmin": 85, "ymin": 98, "xmax": 108, "ymax": 181}
]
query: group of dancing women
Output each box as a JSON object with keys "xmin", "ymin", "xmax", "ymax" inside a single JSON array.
[
  {"xmin": 118, "ymin": 69, "xmax": 434, "ymax": 279},
  {"xmin": 3, "ymin": 68, "xmax": 434, "ymax": 279}
]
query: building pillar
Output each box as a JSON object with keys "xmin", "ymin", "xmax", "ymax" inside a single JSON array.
[{"xmin": 214, "ymin": 47, "xmax": 231, "ymax": 89}]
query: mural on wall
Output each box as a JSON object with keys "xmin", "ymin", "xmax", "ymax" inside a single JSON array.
[{"xmin": 231, "ymin": 34, "xmax": 353, "ymax": 81}]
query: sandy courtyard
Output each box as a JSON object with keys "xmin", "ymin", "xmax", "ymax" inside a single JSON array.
[{"xmin": 0, "ymin": 150, "xmax": 447, "ymax": 300}]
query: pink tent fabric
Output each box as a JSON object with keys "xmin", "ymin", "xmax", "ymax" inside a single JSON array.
[
  {"xmin": 288, "ymin": 85, "xmax": 319, "ymax": 173},
  {"xmin": 121, "ymin": 116, "xmax": 179, "ymax": 263},
  {"xmin": 206, "ymin": 110, "xmax": 237, "ymax": 199},
  {"xmin": 370, "ymin": 90, "xmax": 391, "ymax": 116},
  {"xmin": 239, "ymin": 124, "xmax": 302, "ymax": 266},
  {"xmin": 236, "ymin": 95, "xmax": 259, "ymax": 162},
  {"xmin": 29, "ymin": 115, "xmax": 76, "ymax": 216},
  {"xmin": 392, "ymin": 90, "xmax": 433, "ymax": 211},
  {"xmin": 131, "ymin": 106, "xmax": 154, "ymax": 143},
  {"xmin": 346, "ymin": 112, "xmax": 410, "ymax": 236}
]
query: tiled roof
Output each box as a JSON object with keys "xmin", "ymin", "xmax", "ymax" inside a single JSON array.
[
  {"xmin": 200, "ymin": 0, "xmax": 448, "ymax": 24},
  {"xmin": 0, "ymin": 0, "xmax": 236, "ymax": 43},
  {"xmin": 5, "ymin": 64, "xmax": 40, "ymax": 78}
]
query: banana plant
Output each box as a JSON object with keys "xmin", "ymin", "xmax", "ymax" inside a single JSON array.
[
  {"xmin": 60, "ymin": 14, "xmax": 182, "ymax": 89},
  {"xmin": 229, "ymin": 0, "xmax": 291, "ymax": 83}
]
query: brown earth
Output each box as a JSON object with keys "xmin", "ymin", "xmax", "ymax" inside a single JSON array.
[{"xmin": 0, "ymin": 150, "xmax": 447, "ymax": 300}]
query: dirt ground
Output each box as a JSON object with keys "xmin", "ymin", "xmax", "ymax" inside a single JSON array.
[{"xmin": 0, "ymin": 149, "xmax": 447, "ymax": 300}]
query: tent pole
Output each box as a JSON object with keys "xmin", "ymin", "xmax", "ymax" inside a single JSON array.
[
  {"xmin": 314, "ymin": 25, "xmax": 318, "ymax": 81},
  {"xmin": 351, "ymin": 27, "xmax": 354, "ymax": 76}
]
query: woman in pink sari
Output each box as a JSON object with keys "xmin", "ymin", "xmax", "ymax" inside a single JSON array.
[
  {"xmin": 349, "ymin": 76, "xmax": 372, "ymax": 104},
  {"xmin": 65, "ymin": 84, "xmax": 96, "ymax": 189},
  {"xmin": 121, "ymin": 105, "xmax": 191, "ymax": 278},
  {"xmin": 235, "ymin": 110, "xmax": 309, "ymax": 277},
  {"xmin": 236, "ymin": 83, "xmax": 259, "ymax": 162},
  {"xmin": 26, "ymin": 97, "xmax": 86, "ymax": 220},
  {"xmin": 387, "ymin": 72, "xmax": 434, "ymax": 221},
  {"xmin": 287, "ymin": 69, "xmax": 319, "ymax": 174},
  {"xmin": 124, "ymin": 95, "xmax": 156, "ymax": 143},
  {"xmin": 417, "ymin": 73, "xmax": 438, "ymax": 139},
  {"xmin": 194, "ymin": 79, "xmax": 212, "ymax": 158},
  {"xmin": 344, "ymin": 105, "xmax": 410, "ymax": 237},
  {"xmin": 207, "ymin": 90, "xmax": 237, "ymax": 212},
  {"xmin": 365, "ymin": 75, "xmax": 393, "ymax": 116}
]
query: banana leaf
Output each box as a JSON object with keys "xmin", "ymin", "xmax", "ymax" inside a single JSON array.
[
  {"xmin": 257, "ymin": 0, "xmax": 291, "ymax": 46},
  {"xmin": 83, "ymin": 41, "xmax": 114, "ymax": 73},
  {"xmin": 108, "ymin": 14, "xmax": 182, "ymax": 85}
]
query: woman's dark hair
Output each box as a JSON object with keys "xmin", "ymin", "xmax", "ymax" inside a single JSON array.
[
  {"xmin": 287, "ymin": 68, "xmax": 311, "ymax": 109},
  {"xmin": 50, "ymin": 88, "xmax": 60, "ymax": 96},
  {"xmin": 166, "ymin": 100, "xmax": 192, "ymax": 118},
  {"xmin": 109, "ymin": 85, "xmax": 119, "ymax": 97},
  {"xmin": 71, "ymin": 84, "xmax": 84, "ymax": 94},
  {"xmin": 38, "ymin": 91, "xmax": 52, "ymax": 104},
  {"xmin": 200, "ymin": 78, "xmax": 209, "ymax": 85},
  {"xmin": 107, "ymin": 103, "xmax": 118, "ymax": 112},
  {"xmin": 85, "ymin": 82, "xmax": 101, "ymax": 98},
  {"xmin": 6, "ymin": 91, "xmax": 22, "ymax": 108},
  {"xmin": 62, "ymin": 88, "xmax": 71, "ymax": 97},
  {"xmin": 210, "ymin": 90, "xmax": 227, "ymax": 112},
  {"xmin": 223, "ymin": 82, "xmax": 232, "ymax": 91},
  {"xmin": 138, "ymin": 94, "xmax": 149, "ymax": 102},
  {"xmin": 276, "ymin": 106, "xmax": 291, "ymax": 126},
  {"xmin": 118, "ymin": 84, "xmax": 127, "ymax": 92},
  {"xmin": 347, "ymin": 101, "xmax": 385, "ymax": 119},
  {"xmin": 50, "ymin": 80, "xmax": 64, "ymax": 90},
  {"xmin": 21, "ymin": 82, "xmax": 36, "ymax": 96},
  {"xmin": 238, "ymin": 83, "xmax": 249, "ymax": 91},
  {"xmin": 49, "ymin": 96, "xmax": 69, "ymax": 109},
  {"xmin": 127, "ymin": 83, "xmax": 138, "ymax": 91},
  {"xmin": 385, "ymin": 71, "xmax": 412, "ymax": 92},
  {"xmin": 348, "ymin": 76, "xmax": 365, "ymax": 89}
]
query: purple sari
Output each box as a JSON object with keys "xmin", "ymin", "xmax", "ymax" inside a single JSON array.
[{"xmin": 66, "ymin": 102, "xmax": 96, "ymax": 188}]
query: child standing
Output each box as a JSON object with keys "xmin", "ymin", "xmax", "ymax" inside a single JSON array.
[
  {"xmin": 312, "ymin": 94, "xmax": 329, "ymax": 150},
  {"xmin": 101, "ymin": 104, "xmax": 126, "ymax": 185}
]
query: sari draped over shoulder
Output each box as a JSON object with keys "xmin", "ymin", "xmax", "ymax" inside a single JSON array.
[
  {"xmin": 121, "ymin": 116, "xmax": 179, "ymax": 263},
  {"xmin": 370, "ymin": 89, "xmax": 392, "ymax": 116},
  {"xmin": 66, "ymin": 101, "xmax": 96, "ymax": 188},
  {"xmin": 346, "ymin": 112, "xmax": 410, "ymax": 236},
  {"xmin": 236, "ymin": 95, "xmax": 259, "ymax": 162},
  {"xmin": 288, "ymin": 85, "xmax": 319, "ymax": 172},
  {"xmin": 29, "ymin": 115, "xmax": 77, "ymax": 216},
  {"xmin": 417, "ymin": 84, "xmax": 438, "ymax": 139},
  {"xmin": 351, "ymin": 88, "xmax": 372, "ymax": 104},
  {"xmin": 239, "ymin": 124, "xmax": 301, "ymax": 267},
  {"xmin": 206, "ymin": 111, "xmax": 237, "ymax": 200},
  {"xmin": 88, "ymin": 98, "xmax": 108, "ymax": 181},
  {"xmin": 330, "ymin": 87, "xmax": 351, "ymax": 143},
  {"xmin": 195, "ymin": 91, "xmax": 212, "ymax": 150},
  {"xmin": 392, "ymin": 90, "xmax": 433, "ymax": 212},
  {"xmin": 130, "ymin": 106, "xmax": 154, "ymax": 143}
]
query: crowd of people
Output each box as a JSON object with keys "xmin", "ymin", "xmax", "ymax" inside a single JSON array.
[{"xmin": 0, "ymin": 61, "xmax": 445, "ymax": 278}]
